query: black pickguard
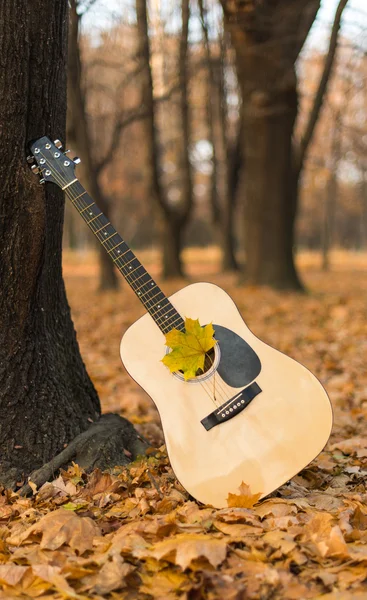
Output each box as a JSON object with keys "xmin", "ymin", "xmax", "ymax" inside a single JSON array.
[{"xmin": 214, "ymin": 324, "xmax": 261, "ymax": 387}]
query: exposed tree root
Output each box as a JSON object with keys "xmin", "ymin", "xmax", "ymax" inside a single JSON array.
[{"xmin": 18, "ymin": 413, "xmax": 149, "ymax": 496}]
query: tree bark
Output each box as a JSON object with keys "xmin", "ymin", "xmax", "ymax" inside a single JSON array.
[
  {"xmin": 220, "ymin": 0, "xmax": 350, "ymax": 289},
  {"xmin": 162, "ymin": 220, "xmax": 184, "ymax": 278},
  {"xmin": 0, "ymin": 0, "xmax": 101, "ymax": 488},
  {"xmin": 241, "ymin": 85, "xmax": 303, "ymax": 288},
  {"xmin": 220, "ymin": 0, "xmax": 321, "ymax": 289},
  {"xmin": 67, "ymin": 0, "xmax": 118, "ymax": 291}
]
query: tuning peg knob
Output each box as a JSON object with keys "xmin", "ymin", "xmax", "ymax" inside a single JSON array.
[
  {"xmin": 27, "ymin": 155, "xmax": 35, "ymax": 164},
  {"xmin": 54, "ymin": 139, "xmax": 63, "ymax": 149},
  {"xmin": 73, "ymin": 157, "xmax": 81, "ymax": 165},
  {"xmin": 31, "ymin": 165, "xmax": 40, "ymax": 174}
]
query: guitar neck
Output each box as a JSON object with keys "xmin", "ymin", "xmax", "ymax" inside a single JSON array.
[{"xmin": 64, "ymin": 180, "xmax": 184, "ymax": 334}]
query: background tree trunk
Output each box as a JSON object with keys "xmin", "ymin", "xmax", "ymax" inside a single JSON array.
[
  {"xmin": 241, "ymin": 85, "xmax": 302, "ymax": 288},
  {"xmin": 136, "ymin": 0, "xmax": 193, "ymax": 279},
  {"xmin": 67, "ymin": 0, "xmax": 118, "ymax": 291},
  {"xmin": 220, "ymin": 0, "xmax": 321, "ymax": 289},
  {"xmin": 199, "ymin": 0, "xmax": 239, "ymax": 272},
  {"xmin": 0, "ymin": 0, "xmax": 101, "ymax": 488},
  {"xmin": 322, "ymin": 112, "xmax": 341, "ymax": 271},
  {"xmin": 221, "ymin": 0, "xmax": 348, "ymax": 289}
]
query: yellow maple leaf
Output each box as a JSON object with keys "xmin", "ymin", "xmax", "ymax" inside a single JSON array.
[
  {"xmin": 162, "ymin": 317, "xmax": 216, "ymax": 381},
  {"xmin": 227, "ymin": 482, "xmax": 262, "ymax": 508}
]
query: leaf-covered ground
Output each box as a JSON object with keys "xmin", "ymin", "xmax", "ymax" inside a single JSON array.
[{"xmin": 0, "ymin": 250, "xmax": 366, "ymax": 599}]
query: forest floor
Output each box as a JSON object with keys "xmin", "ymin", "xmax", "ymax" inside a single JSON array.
[{"xmin": 0, "ymin": 249, "xmax": 367, "ymax": 599}]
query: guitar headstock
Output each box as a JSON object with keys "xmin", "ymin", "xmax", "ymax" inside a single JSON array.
[{"xmin": 27, "ymin": 136, "xmax": 81, "ymax": 189}]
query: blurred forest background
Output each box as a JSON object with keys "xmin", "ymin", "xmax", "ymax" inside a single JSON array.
[{"xmin": 65, "ymin": 0, "xmax": 367, "ymax": 290}]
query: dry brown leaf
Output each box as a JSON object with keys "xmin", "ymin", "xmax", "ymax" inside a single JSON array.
[
  {"xmin": 227, "ymin": 482, "xmax": 262, "ymax": 508},
  {"xmin": 139, "ymin": 569, "xmax": 190, "ymax": 600},
  {"xmin": 254, "ymin": 500, "xmax": 298, "ymax": 519},
  {"xmin": 80, "ymin": 555, "xmax": 133, "ymax": 595},
  {"xmin": 147, "ymin": 533, "xmax": 227, "ymax": 570},
  {"xmin": 0, "ymin": 564, "xmax": 29, "ymax": 586},
  {"xmin": 31, "ymin": 565, "xmax": 79, "ymax": 598},
  {"xmin": 214, "ymin": 520, "xmax": 263, "ymax": 538},
  {"xmin": 8, "ymin": 508, "xmax": 100, "ymax": 554}
]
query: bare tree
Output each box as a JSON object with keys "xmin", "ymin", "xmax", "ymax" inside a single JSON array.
[
  {"xmin": 220, "ymin": 0, "xmax": 349, "ymax": 288},
  {"xmin": 136, "ymin": 0, "xmax": 194, "ymax": 278},
  {"xmin": 199, "ymin": 0, "xmax": 239, "ymax": 271},
  {"xmin": 322, "ymin": 109, "xmax": 342, "ymax": 270},
  {"xmin": 67, "ymin": 0, "xmax": 119, "ymax": 289}
]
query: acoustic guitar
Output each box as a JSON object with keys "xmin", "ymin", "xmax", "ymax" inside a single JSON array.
[{"xmin": 28, "ymin": 136, "xmax": 333, "ymax": 508}]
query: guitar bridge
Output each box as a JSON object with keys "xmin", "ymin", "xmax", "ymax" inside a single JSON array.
[{"xmin": 200, "ymin": 382, "xmax": 262, "ymax": 431}]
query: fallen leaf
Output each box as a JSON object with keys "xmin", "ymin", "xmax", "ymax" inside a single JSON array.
[
  {"xmin": 8, "ymin": 508, "xmax": 100, "ymax": 554},
  {"xmin": 0, "ymin": 565, "xmax": 29, "ymax": 586},
  {"xmin": 162, "ymin": 317, "xmax": 216, "ymax": 380},
  {"xmin": 147, "ymin": 533, "xmax": 227, "ymax": 570},
  {"xmin": 227, "ymin": 482, "xmax": 261, "ymax": 508}
]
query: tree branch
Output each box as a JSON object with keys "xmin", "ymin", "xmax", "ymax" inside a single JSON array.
[
  {"xmin": 95, "ymin": 107, "xmax": 148, "ymax": 175},
  {"xmin": 297, "ymin": 0, "xmax": 349, "ymax": 172},
  {"xmin": 94, "ymin": 83, "xmax": 181, "ymax": 175}
]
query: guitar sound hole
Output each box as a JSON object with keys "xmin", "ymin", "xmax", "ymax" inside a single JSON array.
[
  {"xmin": 169, "ymin": 345, "xmax": 221, "ymax": 384},
  {"xmin": 177, "ymin": 348, "xmax": 215, "ymax": 376}
]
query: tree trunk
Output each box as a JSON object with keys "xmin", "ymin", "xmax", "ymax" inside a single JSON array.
[
  {"xmin": 241, "ymin": 87, "xmax": 303, "ymax": 289},
  {"xmin": 220, "ymin": 0, "xmax": 322, "ymax": 290},
  {"xmin": 136, "ymin": 0, "xmax": 191, "ymax": 279},
  {"xmin": 0, "ymin": 0, "xmax": 100, "ymax": 488},
  {"xmin": 322, "ymin": 117, "xmax": 341, "ymax": 271},
  {"xmin": 67, "ymin": 0, "xmax": 118, "ymax": 291},
  {"xmin": 162, "ymin": 219, "xmax": 184, "ymax": 279},
  {"xmin": 222, "ymin": 115, "xmax": 243, "ymax": 272}
]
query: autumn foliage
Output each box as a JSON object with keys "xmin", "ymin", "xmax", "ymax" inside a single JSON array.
[{"xmin": 0, "ymin": 250, "xmax": 366, "ymax": 599}]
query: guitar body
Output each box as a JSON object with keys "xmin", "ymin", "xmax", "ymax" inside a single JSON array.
[{"xmin": 120, "ymin": 282, "xmax": 332, "ymax": 508}]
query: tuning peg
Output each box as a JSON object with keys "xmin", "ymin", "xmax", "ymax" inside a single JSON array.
[
  {"xmin": 73, "ymin": 157, "xmax": 81, "ymax": 165},
  {"xmin": 31, "ymin": 165, "xmax": 40, "ymax": 174},
  {"xmin": 27, "ymin": 155, "xmax": 34, "ymax": 164},
  {"xmin": 65, "ymin": 149, "xmax": 70, "ymax": 154},
  {"xmin": 54, "ymin": 139, "xmax": 62, "ymax": 149}
]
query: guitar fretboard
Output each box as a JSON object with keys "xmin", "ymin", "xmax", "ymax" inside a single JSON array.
[{"xmin": 64, "ymin": 180, "xmax": 184, "ymax": 335}]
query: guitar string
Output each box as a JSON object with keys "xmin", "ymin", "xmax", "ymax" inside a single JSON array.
[
  {"xmin": 38, "ymin": 156, "xmax": 233, "ymax": 409},
  {"xmin": 37, "ymin": 153, "xmax": 234, "ymax": 408}
]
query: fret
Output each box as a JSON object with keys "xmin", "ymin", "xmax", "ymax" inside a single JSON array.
[
  {"xmin": 153, "ymin": 304, "xmax": 177, "ymax": 319},
  {"xmin": 162, "ymin": 315, "xmax": 184, "ymax": 332},
  {"xmin": 101, "ymin": 232, "xmax": 118, "ymax": 244},
  {"xmin": 141, "ymin": 290, "xmax": 165, "ymax": 307},
  {"xmin": 115, "ymin": 254, "xmax": 139, "ymax": 269},
  {"xmin": 139, "ymin": 289, "xmax": 165, "ymax": 303},
  {"xmin": 128, "ymin": 270, "xmax": 151, "ymax": 285},
  {"xmin": 64, "ymin": 179, "xmax": 184, "ymax": 334},
  {"xmin": 120, "ymin": 263, "xmax": 144, "ymax": 277},
  {"xmin": 95, "ymin": 222, "xmax": 110, "ymax": 234},
  {"xmin": 135, "ymin": 281, "xmax": 161, "ymax": 298},
  {"xmin": 109, "ymin": 241, "xmax": 125, "ymax": 254},
  {"xmin": 71, "ymin": 191, "xmax": 87, "ymax": 203},
  {"xmin": 87, "ymin": 213, "xmax": 103, "ymax": 224},
  {"xmin": 80, "ymin": 202, "xmax": 95, "ymax": 213}
]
